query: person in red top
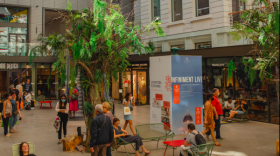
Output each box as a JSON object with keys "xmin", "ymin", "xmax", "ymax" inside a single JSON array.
[{"xmin": 206, "ymin": 88, "xmax": 224, "ymax": 140}]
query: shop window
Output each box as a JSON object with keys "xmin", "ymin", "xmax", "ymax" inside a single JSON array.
[
  {"xmin": 195, "ymin": 42, "xmax": 211, "ymax": 49},
  {"xmin": 171, "ymin": 0, "xmax": 183, "ymax": 22},
  {"xmin": 153, "ymin": 41, "xmax": 162, "ymax": 53},
  {"xmin": 152, "ymin": 0, "xmax": 161, "ymax": 20},
  {"xmin": 196, "ymin": 0, "xmax": 210, "ymax": 17},
  {"xmin": 0, "ymin": 7, "xmax": 28, "ymax": 23}
]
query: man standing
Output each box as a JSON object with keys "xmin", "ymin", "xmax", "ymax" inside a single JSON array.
[
  {"xmin": 206, "ymin": 88, "xmax": 224, "ymax": 140},
  {"xmin": 23, "ymin": 79, "xmax": 33, "ymax": 94},
  {"xmin": 90, "ymin": 104, "xmax": 114, "ymax": 156},
  {"xmin": 223, "ymin": 97, "xmax": 238, "ymax": 117}
]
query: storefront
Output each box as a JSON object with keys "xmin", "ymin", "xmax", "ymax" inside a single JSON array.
[
  {"xmin": 0, "ymin": 63, "xmax": 60, "ymax": 101},
  {"xmin": 111, "ymin": 63, "xmax": 149, "ymax": 105},
  {"xmin": 122, "ymin": 45, "xmax": 279, "ymax": 124}
]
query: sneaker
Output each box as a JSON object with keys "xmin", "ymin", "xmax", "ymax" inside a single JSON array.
[
  {"xmin": 217, "ymin": 137, "xmax": 225, "ymax": 140},
  {"xmin": 31, "ymin": 107, "xmax": 35, "ymax": 110}
]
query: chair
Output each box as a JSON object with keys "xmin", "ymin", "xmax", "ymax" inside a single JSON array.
[
  {"xmin": 111, "ymin": 137, "xmax": 141, "ymax": 156},
  {"xmin": 12, "ymin": 142, "xmax": 35, "ymax": 156},
  {"xmin": 238, "ymin": 109, "xmax": 249, "ymax": 122},
  {"xmin": 184, "ymin": 143, "xmax": 215, "ymax": 156},
  {"xmin": 135, "ymin": 123, "xmax": 175, "ymax": 149},
  {"xmin": 35, "ymin": 95, "xmax": 45, "ymax": 104}
]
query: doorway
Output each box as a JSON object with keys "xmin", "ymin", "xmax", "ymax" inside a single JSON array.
[{"xmin": 132, "ymin": 70, "xmax": 148, "ymax": 105}]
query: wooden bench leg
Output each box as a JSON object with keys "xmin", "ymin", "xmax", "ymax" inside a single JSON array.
[
  {"xmin": 40, "ymin": 103, "xmax": 42, "ymax": 109},
  {"xmin": 50, "ymin": 103, "xmax": 52, "ymax": 108}
]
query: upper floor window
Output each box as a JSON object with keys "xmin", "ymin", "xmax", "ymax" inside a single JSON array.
[
  {"xmin": 152, "ymin": 0, "xmax": 161, "ymax": 20},
  {"xmin": 196, "ymin": 0, "xmax": 209, "ymax": 17},
  {"xmin": 0, "ymin": 7, "xmax": 28, "ymax": 23},
  {"xmin": 172, "ymin": 0, "xmax": 183, "ymax": 22}
]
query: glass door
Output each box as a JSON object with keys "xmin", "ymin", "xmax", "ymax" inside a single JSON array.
[
  {"xmin": 132, "ymin": 70, "xmax": 148, "ymax": 105},
  {"xmin": 8, "ymin": 70, "xmax": 21, "ymax": 91}
]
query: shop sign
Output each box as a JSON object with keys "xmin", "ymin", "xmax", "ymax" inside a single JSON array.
[
  {"xmin": 132, "ymin": 64, "xmax": 139, "ymax": 66},
  {"xmin": 7, "ymin": 63, "xmax": 19, "ymax": 69},
  {"xmin": 0, "ymin": 63, "xmax": 5, "ymax": 69},
  {"xmin": 212, "ymin": 64, "xmax": 227, "ymax": 67},
  {"xmin": 132, "ymin": 64, "xmax": 147, "ymax": 66}
]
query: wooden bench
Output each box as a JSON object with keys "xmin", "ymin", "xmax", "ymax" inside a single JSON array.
[{"xmin": 40, "ymin": 101, "xmax": 52, "ymax": 109}]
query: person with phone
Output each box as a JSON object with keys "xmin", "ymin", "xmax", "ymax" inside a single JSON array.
[
  {"xmin": 113, "ymin": 118, "xmax": 151, "ymax": 156},
  {"xmin": 123, "ymin": 92, "xmax": 136, "ymax": 135}
]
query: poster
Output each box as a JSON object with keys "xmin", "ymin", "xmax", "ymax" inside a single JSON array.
[
  {"xmin": 150, "ymin": 56, "xmax": 203, "ymax": 135},
  {"xmin": 171, "ymin": 56, "xmax": 203, "ymax": 134}
]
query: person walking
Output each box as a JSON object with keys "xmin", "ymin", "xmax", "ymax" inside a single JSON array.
[
  {"xmin": 90, "ymin": 104, "xmax": 114, "ymax": 156},
  {"xmin": 123, "ymin": 92, "xmax": 136, "ymax": 135},
  {"xmin": 23, "ymin": 79, "xmax": 33, "ymax": 94},
  {"xmin": 16, "ymin": 80, "xmax": 24, "ymax": 110},
  {"xmin": 201, "ymin": 93, "xmax": 221, "ymax": 146},
  {"xmin": 102, "ymin": 102, "xmax": 114, "ymax": 156},
  {"xmin": 1, "ymin": 93, "xmax": 12, "ymax": 137},
  {"xmin": 9, "ymin": 91, "xmax": 21, "ymax": 133},
  {"xmin": 69, "ymin": 87, "xmax": 79, "ymax": 119},
  {"xmin": 206, "ymin": 88, "xmax": 224, "ymax": 140},
  {"xmin": 56, "ymin": 94, "xmax": 69, "ymax": 144}
]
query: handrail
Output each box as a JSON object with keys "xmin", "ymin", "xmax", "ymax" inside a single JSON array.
[{"xmin": 228, "ymin": 5, "xmax": 273, "ymax": 15}]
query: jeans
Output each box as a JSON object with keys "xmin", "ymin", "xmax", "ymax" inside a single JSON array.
[
  {"xmin": 1, "ymin": 115, "xmax": 10, "ymax": 135},
  {"xmin": 58, "ymin": 114, "xmax": 68, "ymax": 139},
  {"xmin": 122, "ymin": 135, "xmax": 143, "ymax": 151},
  {"xmin": 9, "ymin": 115, "xmax": 18, "ymax": 130},
  {"xmin": 106, "ymin": 145, "xmax": 111, "ymax": 156},
  {"xmin": 206, "ymin": 115, "xmax": 221, "ymax": 139},
  {"xmin": 223, "ymin": 109, "xmax": 232, "ymax": 117}
]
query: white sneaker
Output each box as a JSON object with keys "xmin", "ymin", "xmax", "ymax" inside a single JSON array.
[{"xmin": 31, "ymin": 107, "xmax": 35, "ymax": 110}]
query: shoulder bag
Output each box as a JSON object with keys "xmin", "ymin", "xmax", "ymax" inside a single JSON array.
[
  {"xmin": 5, "ymin": 113, "xmax": 12, "ymax": 118},
  {"xmin": 13, "ymin": 110, "xmax": 19, "ymax": 117},
  {"xmin": 130, "ymin": 100, "xmax": 133, "ymax": 111}
]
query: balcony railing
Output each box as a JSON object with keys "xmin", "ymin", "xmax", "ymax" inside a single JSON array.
[{"xmin": 0, "ymin": 42, "xmax": 55, "ymax": 57}]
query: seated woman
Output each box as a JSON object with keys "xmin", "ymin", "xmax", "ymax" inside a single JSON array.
[
  {"xmin": 20, "ymin": 142, "xmax": 36, "ymax": 156},
  {"xmin": 225, "ymin": 99, "xmax": 248, "ymax": 122},
  {"xmin": 113, "ymin": 118, "xmax": 151, "ymax": 156}
]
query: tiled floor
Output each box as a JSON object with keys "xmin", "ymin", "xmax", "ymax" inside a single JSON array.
[{"xmin": 0, "ymin": 100, "xmax": 278, "ymax": 156}]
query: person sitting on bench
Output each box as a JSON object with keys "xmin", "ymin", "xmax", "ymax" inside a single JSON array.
[
  {"xmin": 112, "ymin": 118, "xmax": 151, "ymax": 156},
  {"xmin": 24, "ymin": 92, "xmax": 36, "ymax": 109},
  {"xmin": 225, "ymin": 100, "xmax": 248, "ymax": 122},
  {"xmin": 223, "ymin": 97, "xmax": 239, "ymax": 117}
]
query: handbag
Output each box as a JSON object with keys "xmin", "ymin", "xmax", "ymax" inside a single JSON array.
[
  {"xmin": 13, "ymin": 110, "xmax": 19, "ymax": 117},
  {"xmin": 124, "ymin": 107, "xmax": 131, "ymax": 115},
  {"xmin": 71, "ymin": 94, "xmax": 78, "ymax": 100},
  {"xmin": 130, "ymin": 106, "xmax": 133, "ymax": 111},
  {"xmin": 5, "ymin": 113, "xmax": 11, "ymax": 118}
]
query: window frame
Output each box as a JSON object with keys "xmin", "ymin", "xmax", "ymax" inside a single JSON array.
[
  {"xmin": 171, "ymin": 0, "xmax": 183, "ymax": 22},
  {"xmin": 196, "ymin": 0, "xmax": 210, "ymax": 17},
  {"xmin": 151, "ymin": 0, "xmax": 161, "ymax": 20}
]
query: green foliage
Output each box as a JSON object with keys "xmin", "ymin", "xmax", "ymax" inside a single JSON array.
[
  {"xmin": 229, "ymin": 0, "xmax": 279, "ymax": 80},
  {"xmin": 227, "ymin": 60, "xmax": 235, "ymax": 78},
  {"xmin": 66, "ymin": 1, "xmax": 72, "ymax": 11},
  {"xmin": 84, "ymin": 101, "xmax": 94, "ymax": 115},
  {"xmin": 242, "ymin": 58, "xmax": 257, "ymax": 85}
]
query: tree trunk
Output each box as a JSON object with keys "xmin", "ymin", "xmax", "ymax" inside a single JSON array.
[{"xmin": 85, "ymin": 84, "xmax": 101, "ymax": 147}]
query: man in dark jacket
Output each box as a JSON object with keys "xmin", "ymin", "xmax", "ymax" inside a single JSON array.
[{"xmin": 90, "ymin": 104, "xmax": 114, "ymax": 156}]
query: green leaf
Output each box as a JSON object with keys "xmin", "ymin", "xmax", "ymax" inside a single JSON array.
[{"xmin": 66, "ymin": 1, "xmax": 72, "ymax": 11}]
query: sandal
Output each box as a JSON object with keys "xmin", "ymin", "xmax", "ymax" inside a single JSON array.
[
  {"xmin": 215, "ymin": 143, "xmax": 222, "ymax": 146},
  {"xmin": 144, "ymin": 151, "xmax": 151, "ymax": 156}
]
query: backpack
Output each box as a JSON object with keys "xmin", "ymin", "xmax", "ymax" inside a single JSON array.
[{"xmin": 191, "ymin": 131, "xmax": 206, "ymax": 146}]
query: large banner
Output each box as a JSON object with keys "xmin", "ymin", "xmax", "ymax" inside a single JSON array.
[
  {"xmin": 171, "ymin": 56, "xmax": 203, "ymax": 134},
  {"xmin": 150, "ymin": 56, "xmax": 203, "ymax": 134}
]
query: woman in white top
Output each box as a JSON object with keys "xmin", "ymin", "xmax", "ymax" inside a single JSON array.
[{"xmin": 56, "ymin": 94, "xmax": 69, "ymax": 144}]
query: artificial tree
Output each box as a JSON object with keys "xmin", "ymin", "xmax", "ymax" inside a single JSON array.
[{"xmin": 31, "ymin": 0, "xmax": 164, "ymax": 148}]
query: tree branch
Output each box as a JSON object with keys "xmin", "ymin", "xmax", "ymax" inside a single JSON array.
[{"xmin": 76, "ymin": 60, "xmax": 94, "ymax": 82}]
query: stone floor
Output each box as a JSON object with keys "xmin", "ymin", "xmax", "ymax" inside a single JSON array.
[{"xmin": 0, "ymin": 100, "xmax": 278, "ymax": 156}]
